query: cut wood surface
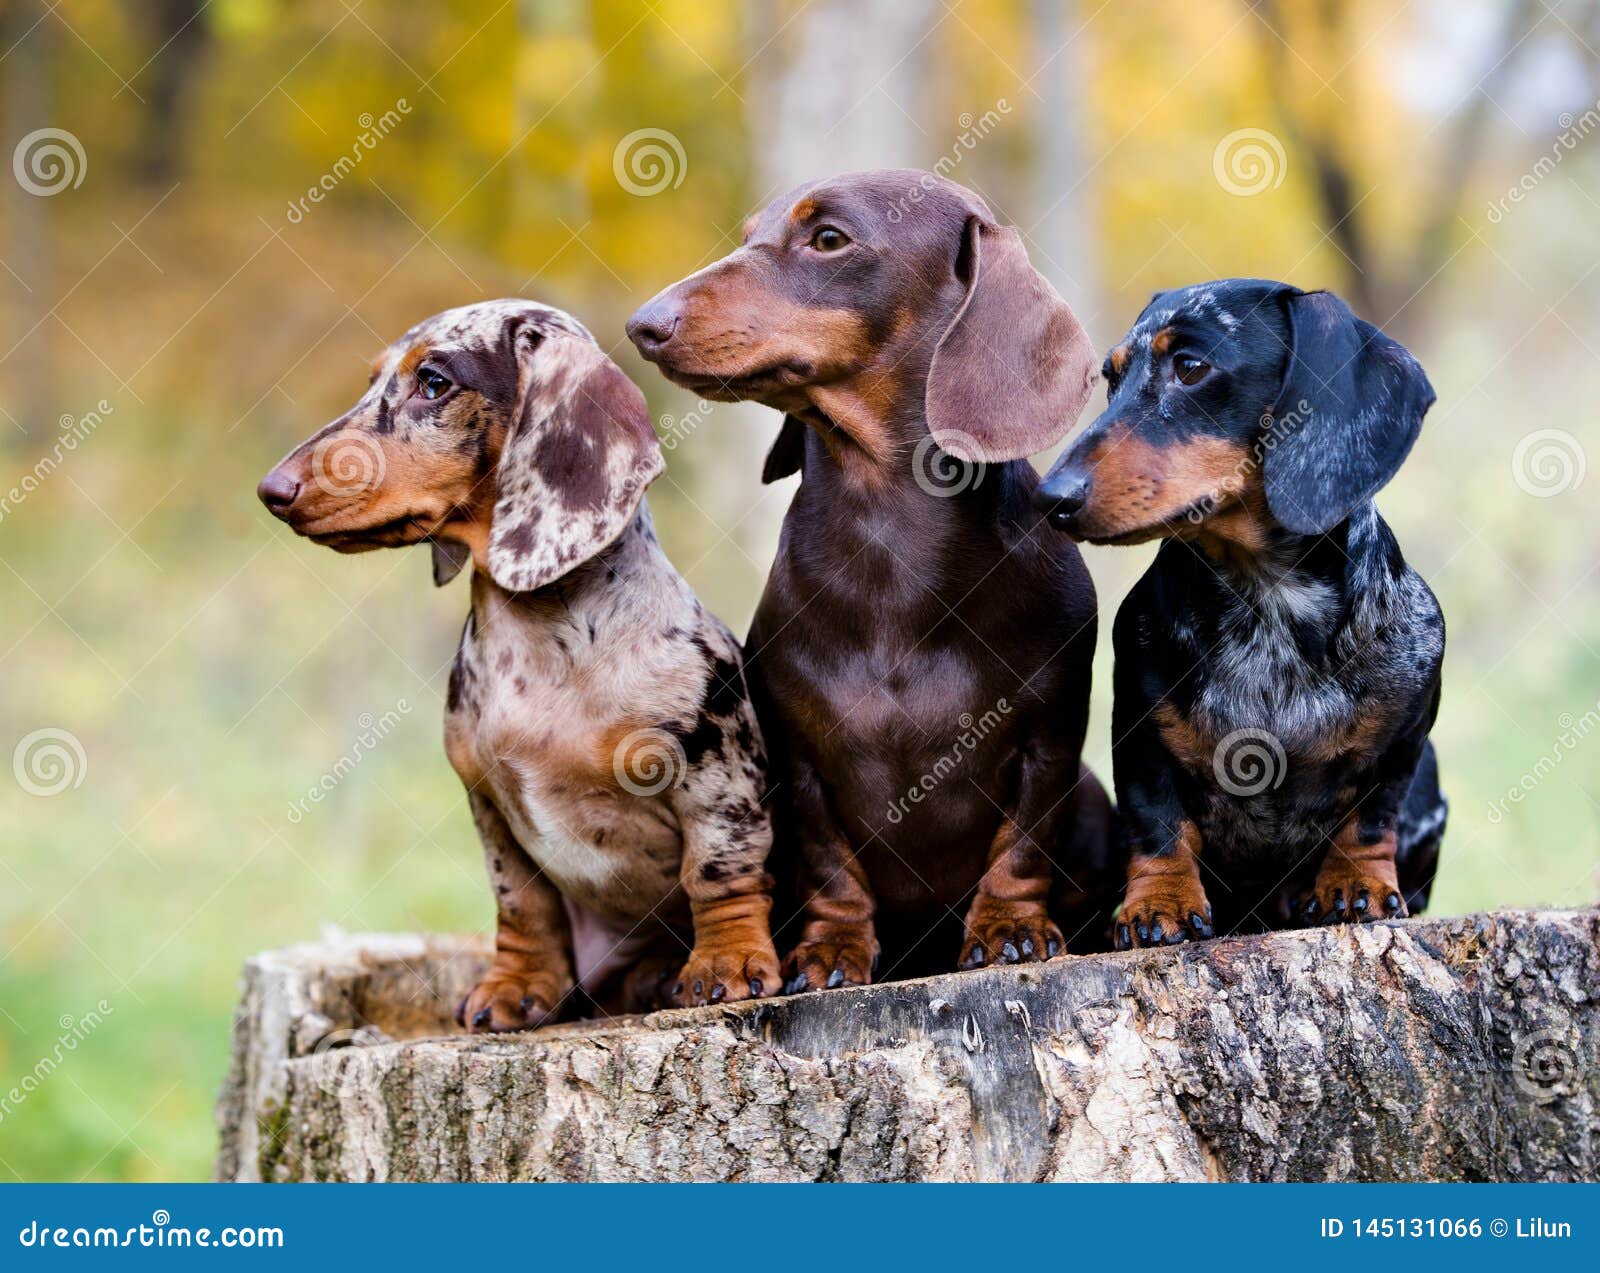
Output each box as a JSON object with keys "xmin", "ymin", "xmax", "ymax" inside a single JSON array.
[{"xmin": 214, "ymin": 910, "xmax": 1599, "ymax": 1182}]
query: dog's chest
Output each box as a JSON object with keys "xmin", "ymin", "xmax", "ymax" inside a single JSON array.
[
  {"xmin": 1191, "ymin": 580, "xmax": 1357, "ymax": 751},
  {"xmin": 444, "ymin": 593, "xmax": 702, "ymax": 924},
  {"xmin": 790, "ymin": 631, "xmax": 987, "ymax": 753},
  {"xmin": 1170, "ymin": 577, "xmax": 1420, "ymax": 847}
]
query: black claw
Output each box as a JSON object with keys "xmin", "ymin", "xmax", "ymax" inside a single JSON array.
[
  {"xmin": 749, "ymin": 978, "xmax": 763, "ymax": 997},
  {"xmin": 1115, "ymin": 924, "xmax": 1130, "ymax": 950},
  {"xmin": 1353, "ymin": 889, "xmax": 1370, "ymax": 915},
  {"xmin": 710, "ymin": 983, "xmax": 726, "ymax": 1003},
  {"xmin": 1046, "ymin": 938, "xmax": 1061, "ymax": 957},
  {"xmin": 967, "ymin": 944, "xmax": 985, "ymax": 967},
  {"xmin": 1385, "ymin": 891, "xmax": 1402, "ymax": 915},
  {"xmin": 1001, "ymin": 942, "xmax": 1020, "ymax": 963},
  {"xmin": 1301, "ymin": 897, "xmax": 1319, "ymax": 921},
  {"xmin": 1164, "ymin": 926, "xmax": 1184, "ymax": 945},
  {"xmin": 519, "ymin": 995, "xmax": 538, "ymax": 1017},
  {"xmin": 1149, "ymin": 921, "xmax": 1164, "ymax": 943},
  {"xmin": 1020, "ymin": 938, "xmax": 1035, "ymax": 957},
  {"xmin": 692, "ymin": 979, "xmax": 704, "ymax": 1000},
  {"xmin": 472, "ymin": 1007, "xmax": 492, "ymax": 1029},
  {"xmin": 670, "ymin": 980, "xmax": 685, "ymax": 1000},
  {"xmin": 1136, "ymin": 921, "xmax": 1150, "ymax": 944},
  {"xmin": 826, "ymin": 968, "xmax": 845, "ymax": 989},
  {"xmin": 870, "ymin": 951, "xmax": 881, "ymax": 976},
  {"xmin": 1188, "ymin": 912, "xmax": 1211, "ymax": 938}
]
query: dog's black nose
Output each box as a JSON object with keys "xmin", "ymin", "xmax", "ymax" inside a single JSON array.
[
  {"xmin": 257, "ymin": 468, "xmax": 301, "ymax": 519},
  {"xmin": 625, "ymin": 299, "xmax": 679, "ymax": 356},
  {"xmin": 1033, "ymin": 468, "xmax": 1090, "ymax": 531}
]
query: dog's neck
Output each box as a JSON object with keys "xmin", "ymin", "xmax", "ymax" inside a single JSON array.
[
  {"xmin": 467, "ymin": 506, "xmax": 658, "ymax": 626},
  {"xmin": 1178, "ymin": 507, "xmax": 1370, "ymax": 623},
  {"xmin": 785, "ymin": 408, "xmax": 1024, "ymax": 598},
  {"xmin": 793, "ymin": 404, "xmax": 985, "ymax": 502}
]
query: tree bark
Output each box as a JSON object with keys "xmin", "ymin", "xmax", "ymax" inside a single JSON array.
[{"xmin": 215, "ymin": 910, "xmax": 1599, "ymax": 1183}]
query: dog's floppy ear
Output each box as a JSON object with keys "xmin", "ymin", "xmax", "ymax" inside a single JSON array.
[
  {"xmin": 486, "ymin": 331, "xmax": 664, "ymax": 592},
  {"xmin": 430, "ymin": 538, "xmax": 472, "ymax": 586},
  {"xmin": 925, "ymin": 216, "xmax": 1097, "ymax": 463},
  {"xmin": 1265, "ymin": 289, "xmax": 1435, "ymax": 535},
  {"xmin": 761, "ymin": 415, "xmax": 807, "ymax": 483}
]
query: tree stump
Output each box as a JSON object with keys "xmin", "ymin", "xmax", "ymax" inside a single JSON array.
[{"xmin": 214, "ymin": 910, "xmax": 1599, "ymax": 1182}]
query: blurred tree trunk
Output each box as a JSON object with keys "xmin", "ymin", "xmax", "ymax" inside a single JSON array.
[
  {"xmin": 1247, "ymin": 0, "xmax": 1541, "ymax": 332},
  {"xmin": 515, "ymin": 0, "xmax": 592, "ymax": 227},
  {"xmin": 746, "ymin": 0, "xmax": 934, "ymax": 185},
  {"xmin": 218, "ymin": 910, "xmax": 1600, "ymax": 1182},
  {"xmin": 730, "ymin": 0, "xmax": 937, "ymax": 555},
  {"xmin": 2, "ymin": 0, "xmax": 56, "ymax": 442},
  {"xmin": 1029, "ymin": 0, "xmax": 1099, "ymax": 327},
  {"xmin": 131, "ymin": 0, "xmax": 212, "ymax": 185}
]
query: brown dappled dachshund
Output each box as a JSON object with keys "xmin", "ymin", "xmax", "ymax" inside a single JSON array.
[
  {"xmin": 628, "ymin": 170, "xmax": 1119, "ymax": 988},
  {"xmin": 258, "ymin": 300, "xmax": 781, "ymax": 1027}
]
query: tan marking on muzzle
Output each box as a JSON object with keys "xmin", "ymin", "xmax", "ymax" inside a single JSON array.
[{"xmin": 1074, "ymin": 426, "xmax": 1254, "ymax": 542}]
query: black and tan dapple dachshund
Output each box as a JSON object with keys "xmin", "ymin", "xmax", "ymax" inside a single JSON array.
[
  {"xmin": 258, "ymin": 300, "xmax": 782, "ymax": 1026},
  {"xmin": 1033, "ymin": 279, "xmax": 1447, "ymax": 947},
  {"xmin": 627, "ymin": 170, "xmax": 1119, "ymax": 988}
]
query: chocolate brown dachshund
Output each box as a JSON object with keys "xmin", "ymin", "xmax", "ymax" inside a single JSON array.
[{"xmin": 628, "ymin": 170, "xmax": 1119, "ymax": 987}]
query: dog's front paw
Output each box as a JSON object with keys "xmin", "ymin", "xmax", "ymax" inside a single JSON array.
[
  {"xmin": 1114, "ymin": 876, "xmax": 1214, "ymax": 950},
  {"xmin": 1298, "ymin": 854, "xmax": 1405, "ymax": 925},
  {"xmin": 781, "ymin": 925, "xmax": 878, "ymax": 994},
  {"xmin": 619, "ymin": 955, "xmax": 680, "ymax": 1014},
  {"xmin": 456, "ymin": 967, "xmax": 568, "ymax": 1034},
  {"xmin": 960, "ymin": 904, "xmax": 1064, "ymax": 969},
  {"xmin": 669, "ymin": 937, "xmax": 781, "ymax": 1007}
]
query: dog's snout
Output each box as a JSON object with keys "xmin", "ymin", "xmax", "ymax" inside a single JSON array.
[
  {"xmin": 1033, "ymin": 467, "xmax": 1091, "ymax": 532},
  {"xmin": 625, "ymin": 298, "xmax": 680, "ymax": 357},
  {"xmin": 257, "ymin": 467, "xmax": 302, "ymax": 520}
]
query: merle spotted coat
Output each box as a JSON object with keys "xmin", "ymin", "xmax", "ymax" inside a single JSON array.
[
  {"xmin": 1035, "ymin": 279, "xmax": 1447, "ymax": 943},
  {"xmin": 259, "ymin": 300, "xmax": 780, "ymax": 1028}
]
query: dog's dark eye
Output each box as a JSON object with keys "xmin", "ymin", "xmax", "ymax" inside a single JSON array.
[
  {"xmin": 810, "ymin": 227, "xmax": 850, "ymax": 252},
  {"xmin": 1173, "ymin": 354, "xmax": 1211, "ymax": 386},
  {"xmin": 417, "ymin": 368, "xmax": 453, "ymax": 400}
]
